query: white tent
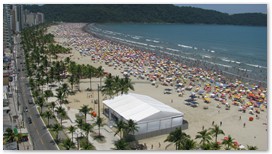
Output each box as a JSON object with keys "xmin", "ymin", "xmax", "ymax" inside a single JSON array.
[{"xmin": 103, "ymin": 93, "xmax": 184, "ymax": 135}]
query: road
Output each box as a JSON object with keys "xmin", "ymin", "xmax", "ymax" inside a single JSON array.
[{"xmin": 14, "ymin": 35, "xmax": 58, "ymax": 150}]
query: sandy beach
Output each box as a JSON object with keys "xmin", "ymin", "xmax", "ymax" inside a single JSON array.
[{"xmin": 47, "ymin": 23, "xmax": 268, "ymax": 150}]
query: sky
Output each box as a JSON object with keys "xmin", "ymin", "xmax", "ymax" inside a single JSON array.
[{"xmin": 176, "ymin": 4, "xmax": 267, "ymax": 14}]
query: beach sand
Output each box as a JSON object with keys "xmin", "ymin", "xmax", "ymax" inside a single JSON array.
[{"xmin": 47, "ymin": 25, "xmax": 268, "ymax": 150}]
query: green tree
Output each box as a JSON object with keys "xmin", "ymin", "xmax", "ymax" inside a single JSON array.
[
  {"xmin": 56, "ymin": 89, "xmax": 64, "ymax": 104},
  {"xmin": 95, "ymin": 116, "xmax": 104, "ymax": 137},
  {"xmin": 67, "ymin": 126, "xmax": 77, "ymax": 143},
  {"xmin": 79, "ymin": 105, "xmax": 92, "ymax": 122},
  {"xmin": 209, "ymin": 124, "xmax": 225, "ymax": 143},
  {"xmin": 43, "ymin": 110, "xmax": 54, "ymax": 127},
  {"xmin": 60, "ymin": 83, "xmax": 70, "ymax": 98},
  {"xmin": 76, "ymin": 118, "xmax": 84, "ymax": 130},
  {"xmin": 82, "ymin": 123, "xmax": 93, "ymax": 143},
  {"xmin": 62, "ymin": 138, "xmax": 76, "ymax": 150},
  {"xmin": 55, "ymin": 106, "xmax": 66, "ymax": 125},
  {"xmin": 126, "ymin": 119, "xmax": 138, "ymax": 136},
  {"xmin": 222, "ymin": 135, "xmax": 235, "ymax": 150},
  {"xmin": 164, "ymin": 127, "xmax": 189, "ymax": 150},
  {"xmin": 37, "ymin": 96, "xmax": 45, "ymax": 114},
  {"xmin": 114, "ymin": 139, "xmax": 130, "ymax": 150},
  {"xmin": 96, "ymin": 66, "xmax": 104, "ymax": 87},
  {"xmin": 68, "ymin": 75, "xmax": 76, "ymax": 92},
  {"xmin": 181, "ymin": 138, "xmax": 197, "ymax": 150},
  {"xmin": 195, "ymin": 129, "xmax": 212, "ymax": 149},
  {"xmin": 114, "ymin": 120, "xmax": 127, "ymax": 139},
  {"xmin": 86, "ymin": 64, "xmax": 95, "ymax": 91},
  {"xmin": 48, "ymin": 102, "xmax": 56, "ymax": 112},
  {"xmin": 101, "ymin": 73, "xmax": 115, "ymax": 98},
  {"xmin": 119, "ymin": 77, "xmax": 134, "ymax": 95},
  {"xmin": 44, "ymin": 90, "xmax": 54, "ymax": 103},
  {"xmin": 3, "ymin": 128, "xmax": 22, "ymax": 150},
  {"xmin": 51, "ymin": 123, "xmax": 63, "ymax": 143}
]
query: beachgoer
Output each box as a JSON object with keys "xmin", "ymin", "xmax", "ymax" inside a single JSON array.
[
  {"xmin": 202, "ymin": 125, "xmax": 204, "ymax": 130},
  {"xmin": 151, "ymin": 144, "xmax": 153, "ymax": 149},
  {"xmin": 243, "ymin": 123, "xmax": 246, "ymax": 128},
  {"xmin": 212, "ymin": 121, "xmax": 214, "ymax": 125},
  {"xmin": 256, "ymin": 115, "xmax": 259, "ymax": 119},
  {"xmin": 220, "ymin": 121, "xmax": 222, "ymax": 126}
]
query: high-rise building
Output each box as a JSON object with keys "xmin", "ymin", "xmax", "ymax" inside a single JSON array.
[
  {"xmin": 36, "ymin": 12, "xmax": 44, "ymax": 25},
  {"xmin": 25, "ymin": 11, "xmax": 45, "ymax": 26},
  {"xmin": 3, "ymin": 4, "xmax": 13, "ymax": 49}
]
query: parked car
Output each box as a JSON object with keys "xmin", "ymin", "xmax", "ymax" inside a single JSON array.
[
  {"xmin": 28, "ymin": 99, "xmax": 33, "ymax": 104},
  {"xmin": 27, "ymin": 117, "xmax": 32, "ymax": 124},
  {"xmin": 24, "ymin": 107, "xmax": 28, "ymax": 112}
]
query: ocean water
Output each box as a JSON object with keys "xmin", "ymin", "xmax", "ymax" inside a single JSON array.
[{"xmin": 87, "ymin": 23, "xmax": 267, "ymax": 83}]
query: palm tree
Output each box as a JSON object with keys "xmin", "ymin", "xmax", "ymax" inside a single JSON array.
[
  {"xmin": 76, "ymin": 118, "xmax": 84, "ymax": 129},
  {"xmin": 101, "ymin": 73, "xmax": 115, "ymax": 98},
  {"xmin": 210, "ymin": 142, "xmax": 221, "ymax": 150},
  {"xmin": 164, "ymin": 127, "xmax": 189, "ymax": 150},
  {"xmin": 95, "ymin": 116, "xmax": 103, "ymax": 137},
  {"xmin": 81, "ymin": 140, "xmax": 94, "ymax": 150},
  {"xmin": 114, "ymin": 139, "xmax": 130, "ymax": 150},
  {"xmin": 96, "ymin": 66, "xmax": 104, "ymax": 87},
  {"xmin": 75, "ymin": 64, "xmax": 82, "ymax": 91},
  {"xmin": 119, "ymin": 77, "xmax": 134, "ymax": 95},
  {"xmin": 59, "ymin": 110, "xmax": 67, "ymax": 126},
  {"xmin": 195, "ymin": 129, "xmax": 212, "ymax": 149},
  {"xmin": 3, "ymin": 128, "xmax": 23, "ymax": 150},
  {"xmin": 126, "ymin": 119, "xmax": 139, "ymax": 136},
  {"xmin": 68, "ymin": 75, "xmax": 76, "ymax": 92},
  {"xmin": 222, "ymin": 135, "xmax": 235, "ymax": 150},
  {"xmin": 48, "ymin": 102, "xmax": 56, "ymax": 112},
  {"xmin": 55, "ymin": 106, "xmax": 66, "ymax": 125},
  {"xmin": 114, "ymin": 120, "xmax": 127, "ymax": 139},
  {"xmin": 68, "ymin": 126, "xmax": 76, "ymax": 142},
  {"xmin": 55, "ymin": 89, "xmax": 64, "ymax": 104},
  {"xmin": 51, "ymin": 123, "xmax": 63, "ymax": 143},
  {"xmin": 60, "ymin": 83, "xmax": 70, "ymax": 98},
  {"xmin": 62, "ymin": 138, "xmax": 76, "ymax": 150},
  {"xmin": 3, "ymin": 128, "xmax": 15, "ymax": 143},
  {"xmin": 37, "ymin": 96, "xmax": 45, "ymax": 114},
  {"xmin": 79, "ymin": 105, "xmax": 92, "ymax": 122},
  {"xmin": 209, "ymin": 124, "xmax": 225, "ymax": 143},
  {"xmin": 113, "ymin": 76, "xmax": 121, "ymax": 95},
  {"xmin": 82, "ymin": 123, "xmax": 93, "ymax": 143},
  {"xmin": 43, "ymin": 110, "xmax": 54, "ymax": 127},
  {"xmin": 44, "ymin": 90, "xmax": 54, "ymax": 103},
  {"xmin": 247, "ymin": 145, "xmax": 258, "ymax": 150},
  {"xmin": 181, "ymin": 138, "xmax": 197, "ymax": 150},
  {"xmin": 86, "ymin": 64, "xmax": 95, "ymax": 91}
]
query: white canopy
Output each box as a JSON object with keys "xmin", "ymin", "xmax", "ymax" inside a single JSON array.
[{"xmin": 103, "ymin": 93, "xmax": 183, "ymax": 123}]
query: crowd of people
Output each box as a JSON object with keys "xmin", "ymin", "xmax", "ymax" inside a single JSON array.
[{"xmin": 50, "ymin": 23, "xmax": 267, "ymax": 118}]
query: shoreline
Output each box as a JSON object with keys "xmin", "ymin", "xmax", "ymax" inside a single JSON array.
[
  {"xmin": 47, "ymin": 23, "xmax": 268, "ymax": 150},
  {"xmin": 83, "ymin": 23, "xmax": 267, "ymax": 86}
]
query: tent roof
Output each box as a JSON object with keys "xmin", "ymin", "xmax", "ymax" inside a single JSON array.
[{"xmin": 103, "ymin": 93, "xmax": 183, "ymax": 122}]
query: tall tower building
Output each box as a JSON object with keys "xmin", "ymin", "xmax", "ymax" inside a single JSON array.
[{"xmin": 3, "ymin": 4, "xmax": 13, "ymax": 49}]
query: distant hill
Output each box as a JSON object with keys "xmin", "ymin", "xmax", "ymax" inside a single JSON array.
[{"xmin": 24, "ymin": 4, "xmax": 267, "ymax": 26}]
